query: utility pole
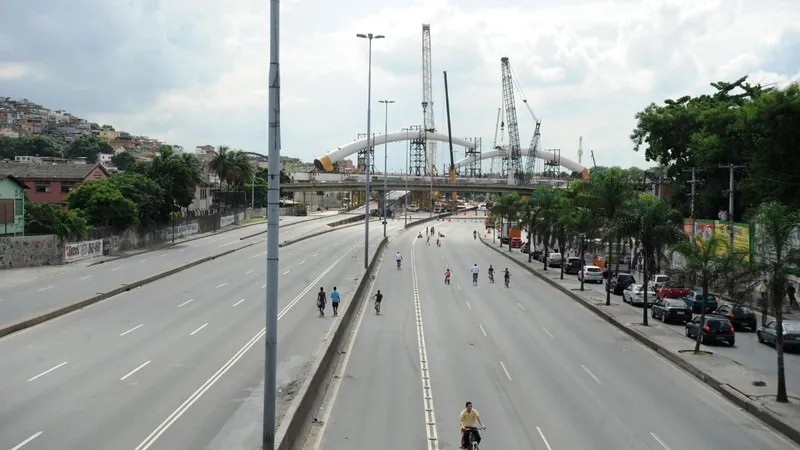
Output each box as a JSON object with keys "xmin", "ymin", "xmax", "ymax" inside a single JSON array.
[
  {"xmin": 683, "ymin": 167, "xmax": 700, "ymax": 240},
  {"xmin": 719, "ymin": 164, "xmax": 745, "ymax": 254}
]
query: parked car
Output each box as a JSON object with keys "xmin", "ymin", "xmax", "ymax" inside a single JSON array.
[
  {"xmin": 651, "ymin": 274, "xmax": 671, "ymax": 290},
  {"xmin": 531, "ymin": 249, "xmax": 543, "ymax": 261},
  {"xmin": 656, "ymin": 282, "xmax": 691, "ymax": 300},
  {"xmin": 712, "ymin": 304, "xmax": 757, "ymax": 331},
  {"xmin": 546, "ymin": 253, "xmax": 563, "ymax": 267},
  {"xmin": 685, "ymin": 316, "xmax": 735, "ymax": 346},
  {"xmin": 757, "ymin": 320, "xmax": 800, "ymax": 349},
  {"xmin": 407, "ymin": 203, "xmax": 420, "ymax": 212},
  {"xmin": 651, "ymin": 298, "xmax": 693, "ymax": 324},
  {"xmin": 622, "ymin": 284, "xmax": 658, "ymax": 306},
  {"xmin": 682, "ymin": 291, "xmax": 718, "ymax": 314},
  {"xmin": 521, "ymin": 241, "xmax": 530, "ymax": 253},
  {"xmin": 578, "ymin": 265, "xmax": 604, "ymax": 283},
  {"xmin": 500, "ymin": 236, "xmax": 510, "ymax": 245},
  {"xmin": 610, "ymin": 273, "xmax": 636, "ymax": 295},
  {"xmin": 510, "ymin": 237, "xmax": 523, "ymax": 248},
  {"xmin": 563, "ymin": 257, "xmax": 583, "ymax": 275}
]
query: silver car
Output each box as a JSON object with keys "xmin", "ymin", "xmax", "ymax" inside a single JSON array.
[{"xmin": 578, "ymin": 265, "xmax": 603, "ymax": 283}]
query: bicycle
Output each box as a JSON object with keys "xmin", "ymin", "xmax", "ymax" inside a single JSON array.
[
  {"xmin": 374, "ymin": 299, "xmax": 381, "ymax": 314},
  {"xmin": 488, "ymin": 272, "xmax": 494, "ymax": 283},
  {"xmin": 472, "ymin": 273, "xmax": 478, "ymax": 286},
  {"xmin": 463, "ymin": 426, "xmax": 486, "ymax": 450},
  {"xmin": 396, "ymin": 259, "xmax": 402, "ymax": 269},
  {"xmin": 445, "ymin": 275, "xmax": 451, "ymax": 285}
]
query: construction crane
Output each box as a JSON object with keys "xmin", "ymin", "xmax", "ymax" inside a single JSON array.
[
  {"xmin": 443, "ymin": 71, "xmax": 457, "ymax": 208},
  {"xmin": 500, "ymin": 57, "xmax": 524, "ymax": 184},
  {"xmin": 505, "ymin": 64, "xmax": 541, "ymax": 184},
  {"xmin": 422, "ymin": 24, "xmax": 436, "ymax": 176}
]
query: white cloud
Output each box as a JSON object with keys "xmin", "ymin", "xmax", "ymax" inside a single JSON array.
[
  {"xmin": 0, "ymin": 63, "xmax": 30, "ymax": 80},
  {"xmin": 3, "ymin": 0, "xmax": 800, "ymax": 173}
]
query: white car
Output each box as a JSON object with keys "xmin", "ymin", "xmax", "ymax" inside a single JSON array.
[
  {"xmin": 623, "ymin": 284, "xmax": 658, "ymax": 306},
  {"xmin": 578, "ymin": 265, "xmax": 603, "ymax": 283},
  {"xmin": 407, "ymin": 203, "xmax": 419, "ymax": 212}
]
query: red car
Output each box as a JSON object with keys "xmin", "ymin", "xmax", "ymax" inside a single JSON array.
[
  {"xmin": 657, "ymin": 283, "xmax": 691, "ymax": 299},
  {"xmin": 510, "ymin": 237, "xmax": 523, "ymax": 248}
]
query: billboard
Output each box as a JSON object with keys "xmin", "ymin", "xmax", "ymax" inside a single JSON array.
[{"xmin": 683, "ymin": 219, "xmax": 752, "ymax": 262}]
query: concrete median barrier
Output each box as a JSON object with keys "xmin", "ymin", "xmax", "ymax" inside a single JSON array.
[
  {"xmin": 277, "ymin": 217, "xmax": 379, "ymax": 248},
  {"xmin": 238, "ymin": 214, "xmax": 339, "ymax": 241},
  {"xmin": 403, "ymin": 212, "xmax": 453, "ymax": 230},
  {"xmin": 478, "ymin": 236, "xmax": 800, "ymax": 446},
  {"xmin": 0, "ymin": 242, "xmax": 262, "ymax": 339},
  {"xmin": 0, "ymin": 220, "xmax": 369, "ymax": 340},
  {"xmin": 274, "ymin": 236, "xmax": 389, "ymax": 449}
]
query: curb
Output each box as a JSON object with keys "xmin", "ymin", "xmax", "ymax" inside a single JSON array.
[
  {"xmin": 0, "ymin": 241, "xmax": 261, "ymax": 340},
  {"xmin": 0, "ymin": 220, "xmax": 356, "ymax": 340},
  {"xmin": 237, "ymin": 214, "xmax": 341, "ymax": 241},
  {"xmin": 274, "ymin": 236, "xmax": 389, "ymax": 449},
  {"xmin": 478, "ymin": 236, "xmax": 800, "ymax": 446},
  {"xmin": 403, "ymin": 212, "xmax": 453, "ymax": 230},
  {"xmin": 277, "ymin": 218, "xmax": 379, "ymax": 248}
]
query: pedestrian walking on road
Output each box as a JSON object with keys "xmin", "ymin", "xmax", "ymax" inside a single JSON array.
[
  {"xmin": 331, "ymin": 287, "xmax": 341, "ymax": 316},
  {"xmin": 317, "ymin": 287, "xmax": 327, "ymax": 316}
]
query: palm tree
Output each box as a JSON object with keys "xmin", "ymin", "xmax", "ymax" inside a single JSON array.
[
  {"xmin": 612, "ymin": 193, "xmax": 684, "ymax": 325},
  {"xmin": 553, "ymin": 191, "xmax": 574, "ymax": 279},
  {"xmin": 587, "ymin": 167, "xmax": 635, "ymax": 306},
  {"xmin": 208, "ymin": 146, "xmax": 236, "ymax": 188},
  {"xmin": 489, "ymin": 193, "xmax": 523, "ymax": 251},
  {"xmin": 534, "ymin": 187, "xmax": 558, "ymax": 271},
  {"xmin": 751, "ymin": 201, "xmax": 800, "ymax": 403}
]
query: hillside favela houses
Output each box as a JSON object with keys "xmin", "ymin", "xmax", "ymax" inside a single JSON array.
[{"xmin": 0, "ymin": 96, "xmax": 353, "ymax": 269}]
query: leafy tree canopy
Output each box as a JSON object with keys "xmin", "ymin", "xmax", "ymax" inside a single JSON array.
[
  {"xmin": 109, "ymin": 172, "xmax": 168, "ymax": 228},
  {"xmin": 66, "ymin": 180, "xmax": 138, "ymax": 229},
  {"xmin": 24, "ymin": 200, "xmax": 89, "ymax": 240},
  {"xmin": 66, "ymin": 134, "xmax": 114, "ymax": 163},
  {"xmin": 136, "ymin": 147, "xmax": 202, "ymax": 210},
  {"xmin": 0, "ymin": 135, "xmax": 64, "ymax": 159},
  {"xmin": 111, "ymin": 152, "xmax": 136, "ymax": 171}
]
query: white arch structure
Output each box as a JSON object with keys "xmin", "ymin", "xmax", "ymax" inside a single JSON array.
[
  {"xmin": 314, "ymin": 130, "xmax": 476, "ymax": 172},
  {"xmin": 455, "ymin": 147, "xmax": 590, "ymax": 180}
]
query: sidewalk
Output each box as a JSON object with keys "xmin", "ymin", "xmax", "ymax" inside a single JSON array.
[{"xmin": 481, "ymin": 237, "xmax": 800, "ymax": 444}]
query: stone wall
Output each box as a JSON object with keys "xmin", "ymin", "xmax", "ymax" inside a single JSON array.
[{"xmin": 0, "ymin": 235, "xmax": 62, "ymax": 269}]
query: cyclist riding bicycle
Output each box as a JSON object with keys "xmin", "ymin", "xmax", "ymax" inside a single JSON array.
[
  {"xmin": 473, "ymin": 230, "xmax": 477, "ymax": 240},
  {"xmin": 395, "ymin": 252, "xmax": 402, "ymax": 268},
  {"xmin": 444, "ymin": 268, "xmax": 451, "ymax": 284},
  {"xmin": 488, "ymin": 265, "xmax": 494, "ymax": 282},
  {"xmin": 504, "ymin": 268, "xmax": 510, "ymax": 286},
  {"xmin": 372, "ymin": 290, "xmax": 383, "ymax": 308},
  {"xmin": 470, "ymin": 264, "xmax": 479, "ymax": 284},
  {"xmin": 460, "ymin": 401, "xmax": 484, "ymax": 449}
]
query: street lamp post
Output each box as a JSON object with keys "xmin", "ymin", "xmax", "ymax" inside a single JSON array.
[
  {"xmin": 357, "ymin": 32, "xmax": 385, "ymax": 269},
  {"xmin": 578, "ymin": 233, "xmax": 586, "ymax": 292},
  {"xmin": 378, "ymin": 100, "xmax": 394, "ymax": 238},
  {"xmin": 421, "ymin": 102, "xmax": 432, "ymax": 218}
]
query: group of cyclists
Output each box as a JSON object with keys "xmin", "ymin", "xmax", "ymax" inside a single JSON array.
[
  {"xmin": 418, "ymin": 226, "xmax": 443, "ymax": 247},
  {"xmin": 465, "ymin": 264, "xmax": 510, "ymax": 287}
]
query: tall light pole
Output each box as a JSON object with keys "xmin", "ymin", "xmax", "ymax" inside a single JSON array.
[
  {"xmin": 263, "ymin": 0, "xmax": 281, "ymax": 446},
  {"xmin": 357, "ymin": 32, "xmax": 384, "ymax": 269},
  {"xmin": 422, "ymin": 101, "xmax": 432, "ymax": 218},
  {"xmin": 401, "ymin": 127, "xmax": 410, "ymax": 227},
  {"xmin": 378, "ymin": 100, "xmax": 394, "ymax": 237}
]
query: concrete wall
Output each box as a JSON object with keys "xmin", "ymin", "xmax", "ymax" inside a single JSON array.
[{"xmin": 0, "ymin": 235, "xmax": 62, "ymax": 269}]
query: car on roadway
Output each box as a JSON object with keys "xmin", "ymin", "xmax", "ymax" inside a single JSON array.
[
  {"xmin": 757, "ymin": 320, "xmax": 800, "ymax": 349},
  {"xmin": 610, "ymin": 273, "xmax": 636, "ymax": 295},
  {"xmin": 686, "ymin": 315, "xmax": 736, "ymax": 346},
  {"xmin": 510, "ymin": 237, "xmax": 523, "ymax": 248},
  {"xmin": 651, "ymin": 298, "xmax": 693, "ymax": 324},
  {"xmin": 712, "ymin": 304, "xmax": 758, "ymax": 331},
  {"xmin": 651, "ymin": 274, "xmax": 671, "ymax": 289},
  {"xmin": 622, "ymin": 283, "xmax": 658, "ymax": 306},
  {"xmin": 407, "ymin": 203, "xmax": 420, "ymax": 212},
  {"xmin": 656, "ymin": 282, "xmax": 691, "ymax": 300},
  {"xmin": 563, "ymin": 256, "xmax": 583, "ymax": 275},
  {"xmin": 578, "ymin": 265, "xmax": 604, "ymax": 283},
  {"xmin": 546, "ymin": 252, "xmax": 563, "ymax": 267},
  {"xmin": 682, "ymin": 290, "xmax": 719, "ymax": 314}
]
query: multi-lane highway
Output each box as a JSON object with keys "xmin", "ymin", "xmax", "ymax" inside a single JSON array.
[
  {"xmin": 0, "ymin": 212, "xmax": 420, "ymax": 329},
  {"xmin": 0, "ymin": 215, "xmax": 419, "ymax": 450},
  {"xmin": 313, "ymin": 221, "xmax": 798, "ymax": 450}
]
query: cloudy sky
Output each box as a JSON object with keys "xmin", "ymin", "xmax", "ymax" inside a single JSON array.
[{"xmin": 1, "ymin": 0, "xmax": 798, "ymax": 174}]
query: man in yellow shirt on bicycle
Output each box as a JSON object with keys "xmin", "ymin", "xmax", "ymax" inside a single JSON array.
[{"xmin": 459, "ymin": 401, "xmax": 484, "ymax": 449}]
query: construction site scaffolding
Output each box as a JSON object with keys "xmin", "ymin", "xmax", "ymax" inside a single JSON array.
[
  {"xmin": 356, "ymin": 133, "xmax": 375, "ymax": 175},
  {"xmin": 543, "ymin": 148, "xmax": 561, "ymax": 180},
  {"xmin": 463, "ymin": 137, "xmax": 482, "ymax": 178}
]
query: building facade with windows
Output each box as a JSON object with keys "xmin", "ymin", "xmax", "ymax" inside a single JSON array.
[
  {"xmin": 0, "ymin": 174, "xmax": 27, "ymax": 235},
  {"xmin": 0, "ymin": 162, "xmax": 109, "ymax": 204}
]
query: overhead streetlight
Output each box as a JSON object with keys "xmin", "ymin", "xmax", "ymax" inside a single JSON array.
[{"xmin": 356, "ymin": 32, "xmax": 385, "ymax": 269}]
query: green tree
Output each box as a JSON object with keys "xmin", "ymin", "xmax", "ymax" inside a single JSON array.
[
  {"xmin": 613, "ymin": 194, "xmax": 684, "ymax": 325},
  {"xmin": 586, "ymin": 166, "xmax": 635, "ymax": 305},
  {"xmin": 553, "ymin": 190, "xmax": 574, "ymax": 280},
  {"xmin": 111, "ymin": 152, "xmax": 136, "ymax": 171},
  {"xmin": 137, "ymin": 148, "xmax": 203, "ymax": 212},
  {"xmin": 109, "ymin": 172, "xmax": 168, "ymax": 228},
  {"xmin": 255, "ymin": 167, "xmax": 293, "ymax": 199},
  {"xmin": 15, "ymin": 135, "xmax": 63, "ymax": 157},
  {"xmin": 244, "ymin": 176, "xmax": 268, "ymax": 208},
  {"xmin": 66, "ymin": 180, "xmax": 138, "ymax": 229},
  {"xmin": 488, "ymin": 192, "xmax": 523, "ymax": 251},
  {"xmin": 66, "ymin": 134, "xmax": 114, "ymax": 163},
  {"xmin": 0, "ymin": 135, "xmax": 19, "ymax": 159},
  {"xmin": 208, "ymin": 146, "xmax": 255, "ymax": 189},
  {"xmin": 24, "ymin": 201, "xmax": 89, "ymax": 240},
  {"xmin": 533, "ymin": 187, "xmax": 558, "ymax": 271},
  {"xmin": 751, "ymin": 201, "xmax": 800, "ymax": 403}
]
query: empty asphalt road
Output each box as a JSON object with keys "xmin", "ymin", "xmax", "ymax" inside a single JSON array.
[
  {"xmin": 314, "ymin": 221, "xmax": 799, "ymax": 450},
  {"xmin": 0, "ymin": 212, "xmax": 427, "ymax": 330},
  {"xmin": 0, "ymin": 216, "xmax": 419, "ymax": 450}
]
